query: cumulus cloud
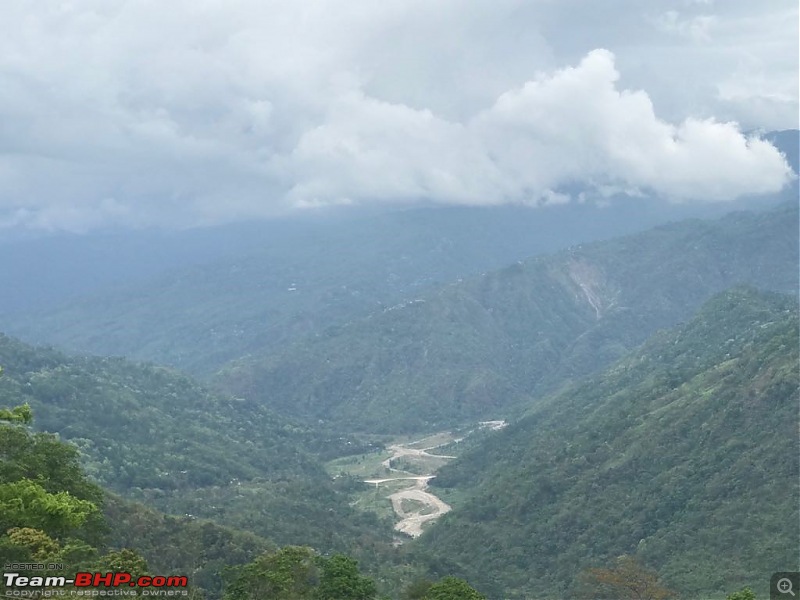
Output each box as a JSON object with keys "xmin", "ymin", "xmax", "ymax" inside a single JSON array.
[
  {"xmin": 0, "ymin": 0, "xmax": 795, "ymax": 231},
  {"xmin": 284, "ymin": 50, "xmax": 792, "ymax": 207}
]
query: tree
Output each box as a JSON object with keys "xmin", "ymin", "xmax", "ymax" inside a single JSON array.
[
  {"xmin": 422, "ymin": 576, "xmax": 486, "ymax": 600},
  {"xmin": 315, "ymin": 554, "xmax": 376, "ymax": 600},
  {"xmin": 224, "ymin": 546, "xmax": 319, "ymax": 600},
  {"xmin": 583, "ymin": 555, "xmax": 674, "ymax": 600},
  {"xmin": 0, "ymin": 478, "xmax": 99, "ymax": 538},
  {"xmin": 224, "ymin": 548, "xmax": 379, "ymax": 600},
  {"xmin": 0, "ymin": 403, "xmax": 107, "ymax": 546},
  {"xmin": 2, "ymin": 527, "xmax": 60, "ymax": 562},
  {"xmin": 0, "ymin": 403, "xmax": 33, "ymax": 424},
  {"xmin": 97, "ymin": 548, "xmax": 149, "ymax": 579}
]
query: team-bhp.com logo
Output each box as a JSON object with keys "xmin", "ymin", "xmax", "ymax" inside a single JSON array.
[{"xmin": 3, "ymin": 572, "xmax": 188, "ymax": 597}]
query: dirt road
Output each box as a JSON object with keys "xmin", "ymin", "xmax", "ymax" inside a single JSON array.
[
  {"xmin": 388, "ymin": 479, "xmax": 451, "ymax": 537},
  {"xmin": 380, "ymin": 444, "xmax": 456, "ymax": 471},
  {"xmin": 364, "ymin": 434, "xmax": 454, "ymax": 538}
]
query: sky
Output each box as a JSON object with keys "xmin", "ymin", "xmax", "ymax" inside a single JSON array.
[{"xmin": 0, "ymin": 0, "xmax": 797, "ymax": 232}]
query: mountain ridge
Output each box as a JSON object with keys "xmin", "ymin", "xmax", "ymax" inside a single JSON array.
[
  {"xmin": 3, "ymin": 194, "xmax": 795, "ymax": 374},
  {"xmin": 416, "ymin": 287, "xmax": 799, "ymax": 599},
  {"xmin": 214, "ymin": 203, "xmax": 799, "ymax": 432},
  {"xmin": 0, "ymin": 334, "xmax": 396, "ymax": 561}
]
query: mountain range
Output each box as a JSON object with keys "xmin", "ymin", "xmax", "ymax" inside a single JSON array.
[
  {"xmin": 417, "ymin": 287, "xmax": 799, "ymax": 599},
  {"xmin": 0, "ymin": 186, "xmax": 797, "ymax": 599},
  {"xmin": 3, "ymin": 180, "xmax": 796, "ymax": 376},
  {"xmin": 215, "ymin": 203, "xmax": 799, "ymax": 432}
]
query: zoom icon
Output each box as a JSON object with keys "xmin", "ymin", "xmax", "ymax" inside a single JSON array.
[{"xmin": 772, "ymin": 572, "xmax": 800, "ymax": 599}]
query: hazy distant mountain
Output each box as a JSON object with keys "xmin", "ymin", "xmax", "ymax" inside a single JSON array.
[
  {"xmin": 416, "ymin": 287, "xmax": 799, "ymax": 599},
  {"xmin": 2, "ymin": 183, "xmax": 794, "ymax": 374},
  {"xmin": 214, "ymin": 203, "xmax": 798, "ymax": 432},
  {"xmin": 0, "ymin": 131, "xmax": 795, "ymax": 369}
]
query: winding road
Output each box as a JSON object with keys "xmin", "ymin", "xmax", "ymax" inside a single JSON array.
[{"xmin": 364, "ymin": 436, "xmax": 455, "ymax": 538}]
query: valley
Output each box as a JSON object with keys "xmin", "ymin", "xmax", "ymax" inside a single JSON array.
[
  {"xmin": 214, "ymin": 203, "xmax": 799, "ymax": 432},
  {"xmin": 329, "ymin": 431, "xmax": 463, "ymax": 538},
  {"xmin": 1, "ymin": 201, "xmax": 798, "ymax": 600},
  {"xmin": 0, "ymin": 4, "xmax": 797, "ymax": 597}
]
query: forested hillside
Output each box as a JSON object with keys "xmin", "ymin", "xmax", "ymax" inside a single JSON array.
[
  {"xmin": 416, "ymin": 288, "xmax": 799, "ymax": 599},
  {"xmin": 3, "ymin": 196, "xmax": 785, "ymax": 375},
  {"xmin": 215, "ymin": 204, "xmax": 799, "ymax": 432},
  {"xmin": 1, "ymin": 204, "xmax": 796, "ymax": 598},
  {"xmin": 103, "ymin": 494, "xmax": 273, "ymax": 597},
  {"xmin": 0, "ymin": 390, "xmax": 410, "ymax": 599},
  {"xmin": 0, "ymin": 336, "xmax": 396, "ymax": 564}
]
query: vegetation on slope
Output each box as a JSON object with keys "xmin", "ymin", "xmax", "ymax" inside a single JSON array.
[
  {"xmin": 103, "ymin": 494, "xmax": 273, "ymax": 597},
  {"xmin": 416, "ymin": 288, "xmax": 799, "ymax": 599},
  {"xmin": 4, "ymin": 203, "xmax": 709, "ymax": 374},
  {"xmin": 216, "ymin": 204, "xmax": 798, "ymax": 432},
  {"xmin": 0, "ymin": 397, "xmax": 152, "ymax": 594},
  {"xmin": 0, "ymin": 336, "xmax": 395, "ymax": 567},
  {"xmin": 0, "ymin": 394, "xmax": 400, "ymax": 599}
]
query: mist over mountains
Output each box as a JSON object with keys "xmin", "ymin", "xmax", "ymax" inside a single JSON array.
[
  {"xmin": 0, "ymin": 130, "xmax": 797, "ymax": 600},
  {"xmin": 214, "ymin": 203, "xmax": 798, "ymax": 432},
  {"xmin": 1, "ymin": 3, "xmax": 797, "ymax": 598},
  {"xmin": 1, "ymin": 195, "xmax": 797, "ymax": 598},
  {"xmin": 1, "ymin": 191, "xmax": 795, "ymax": 371}
]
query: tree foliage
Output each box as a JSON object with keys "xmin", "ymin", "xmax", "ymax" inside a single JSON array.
[
  {"xmin": 223, "ymin": 547, "xmax": 378, "ymax": 600},
  {"xmin": 726, "ymin": 588, "xmax": 756, "ymax": 600},
  {"xmin": 0, "ymin": 402, "xmax": 32, "ymax": 424},
  {"xmin": 422, "ymin": 576, "xmax": 485, "ymax": 600},
  {"xmin": 315, "ymin": 553, "xmax": 377, "ymax": 600},
  {"xmin": 4, "ymin": 527, "xmax": 60, "ymax": 561},
  {"xmin": 419, "ymin": 289, "xmax": 799, "ymax": 599},
  {"xmin": 96, "ymin": 548, "xmax": 149, "ymax": 579},
  {"xmin": 0, "ymin": 404, "xmax": 217, "ymax": 597},
  {"xmin": 225, "ymin": 546, "xmax": 319, "ymax": 600},
  {"xmin": 583, "ymin": 555, "xmax": 674, "ymax": 600},
  {"xmin": 0, "ymin": 478, "xmax": 98, "ymax": 537}
]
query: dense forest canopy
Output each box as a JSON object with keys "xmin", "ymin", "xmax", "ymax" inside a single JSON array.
[{"xmin": 418, "ymin": 288, "xmax": 799, "ymax": 599}]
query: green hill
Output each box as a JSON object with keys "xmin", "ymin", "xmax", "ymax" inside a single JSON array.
[
  {"xmin": 0, "ymin": 380, "xmax": 385, "ymax": 600},
  {"xmin": 103, "ymin": 494, "xmax": 273, "ymax": 598},
  {"xmin": 0, "ymin": 336, "xmax": 394, "ymax": 559},
  {"xmin": 415, "ymin": 287, "xmax": 799, "ymax": 599},
  {"xmin": 215, "ymin": 204, "xmax": 799, "ymax": 432}
]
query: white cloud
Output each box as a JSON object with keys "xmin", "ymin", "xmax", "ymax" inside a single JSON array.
[
  {"xmin": 283, "ymin": 49, "xmax": 791, "ymax": 209},
  {"xmin": 280, "ymin": 92, "xmax": 508, "ymax": 208},
  {"xmin": 0, "ymin": 0, "xmax": 795, "ymax": 231}
]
